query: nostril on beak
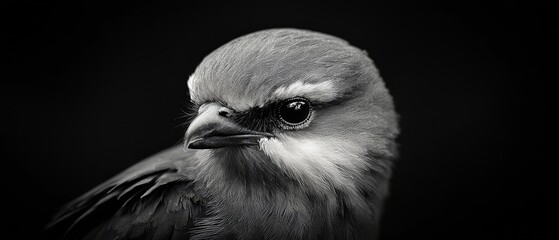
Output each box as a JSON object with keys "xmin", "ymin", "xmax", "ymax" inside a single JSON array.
[{"xmin": 218, "ymin": 107, "xmax": 234, "ymax": 117}]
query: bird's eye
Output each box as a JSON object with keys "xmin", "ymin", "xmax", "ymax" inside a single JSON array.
[{"xmin": 276, "ymin": 97, "xmax": 312, "ymax": 127}]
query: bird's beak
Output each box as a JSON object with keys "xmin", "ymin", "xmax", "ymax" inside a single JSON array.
[{"xmin": 185, "ymin": 103, "xmax": 273, "ymax": 149}]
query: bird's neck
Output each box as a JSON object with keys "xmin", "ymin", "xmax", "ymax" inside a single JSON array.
[{"xmin": 189, "ymin": 148, "xmax": 391, "ymax": 239}]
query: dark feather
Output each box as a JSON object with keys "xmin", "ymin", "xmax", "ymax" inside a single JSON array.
[{"xmin": 47, "ymin": 146, "xmax": 206, "ymax": 240}]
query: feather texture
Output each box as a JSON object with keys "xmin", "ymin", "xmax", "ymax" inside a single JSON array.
[{"xmin": 47, "ymin": 147, "xmax": 205, "ymax": 240}]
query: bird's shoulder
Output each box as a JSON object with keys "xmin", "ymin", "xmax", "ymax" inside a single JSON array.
[{"xmin": 47, "ymin": 145, "xmax": 207, "ymax": 240}]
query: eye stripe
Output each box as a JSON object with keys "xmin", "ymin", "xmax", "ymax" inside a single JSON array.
[
  {"xmin": 230, "ymin": 97, "xmax": 315, "ymax": 133},
  {"xmin": 231, "ymin": 103, "xmax": 278, "ymax": 133}
]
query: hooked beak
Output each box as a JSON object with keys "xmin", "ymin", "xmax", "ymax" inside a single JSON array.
[{"xmin": 185, "ymin": 103, "xmax": 274, "ymax": 149}]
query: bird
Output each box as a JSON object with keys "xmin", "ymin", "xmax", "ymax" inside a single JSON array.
[{"xmin": 47, "ymin": 28, "xmax": 399, "ymax": 240}]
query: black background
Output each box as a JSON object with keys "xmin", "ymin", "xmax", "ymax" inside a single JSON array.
[{"xmin": 1, "ymin": 1, "xmax": 557, "ymax": 239}]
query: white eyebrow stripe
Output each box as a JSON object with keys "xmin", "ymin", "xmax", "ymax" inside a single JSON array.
[{"xmin": 271, "ymin": 81, "xmax": 338, "ymax": 103}]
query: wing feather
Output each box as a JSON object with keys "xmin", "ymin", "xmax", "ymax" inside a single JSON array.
[{"xmin": 47, "ymin": 146, "xmax": 206, "ymax": 240}]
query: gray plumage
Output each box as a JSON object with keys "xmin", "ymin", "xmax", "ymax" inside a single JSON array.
[{"xmin": 48, "ymin": 28, "xmax": 399, "ymax": 240}]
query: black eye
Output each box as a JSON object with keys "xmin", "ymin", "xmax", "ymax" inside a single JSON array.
[{"xmin": 277, "ymin": 98, "xmax": 312, "ymax": 126}]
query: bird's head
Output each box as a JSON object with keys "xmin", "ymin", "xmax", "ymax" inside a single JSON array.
[{"xmin": 185, "ymin": 29, "xmax": 398, "ymax": 193}]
